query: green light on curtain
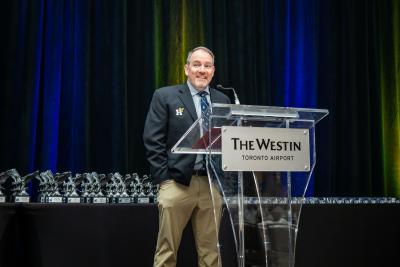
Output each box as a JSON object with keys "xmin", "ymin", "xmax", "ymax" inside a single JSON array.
[
  {"xmin": 154, "ymin": 0, "xmax": 163, "ymax": 88},
  {"xmin": 153, "ymin": 0, "xmax": 205, "ymax": 88},
  {"xmin": 380, "ymin": 0, "xmax": 400, "ymax": 197}
]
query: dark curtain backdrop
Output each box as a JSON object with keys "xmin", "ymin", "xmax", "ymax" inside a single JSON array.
[{"xmin": 0, "ymin": 0, "xmax": 399, "ymax": 197}]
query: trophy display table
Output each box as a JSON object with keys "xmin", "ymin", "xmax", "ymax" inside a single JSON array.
[{"xmin": 0, "ymin": 203, "xmax": 399, "ymax": 267}]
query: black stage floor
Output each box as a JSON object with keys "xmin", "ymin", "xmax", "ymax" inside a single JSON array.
[{"xmin": 0, "ymin": 203, "xmax": 399, "ymax": 267}]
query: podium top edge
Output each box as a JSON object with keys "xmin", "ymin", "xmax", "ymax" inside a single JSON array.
[
  {"xmin": 211, "ymin": 103, "xmax": 329, "ymax": 123},
  {"xmin": 212, "ymin": 103, "xmax": 329, "ymax": 113}
]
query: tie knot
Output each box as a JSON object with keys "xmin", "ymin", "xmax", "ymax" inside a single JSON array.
[{"xmin": 198, "ymin": 91, "xmax": 208, "ymax": 98}]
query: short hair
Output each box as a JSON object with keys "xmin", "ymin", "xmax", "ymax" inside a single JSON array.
[{"xmin": 186, "ymin": 46, "xmax": 215, "ymax": 64}]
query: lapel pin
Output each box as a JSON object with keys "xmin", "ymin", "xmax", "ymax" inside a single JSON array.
[{"xmin": 176, "ymin": 107, "xmax": 184, "ymax": 116}]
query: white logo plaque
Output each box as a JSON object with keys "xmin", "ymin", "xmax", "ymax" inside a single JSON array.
[{"xmin": 221, "ymin": 126, "xmax": 310, "ymax": 171}]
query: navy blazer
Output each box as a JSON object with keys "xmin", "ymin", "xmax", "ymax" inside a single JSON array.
[{"xmin": 143, "ymin": 83, "xmax": 231, "ymax": 186}]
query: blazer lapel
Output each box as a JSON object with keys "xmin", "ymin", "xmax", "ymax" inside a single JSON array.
[{"xmin": 178, "ymin": 84, "xmax": 197, "ymax": 122}]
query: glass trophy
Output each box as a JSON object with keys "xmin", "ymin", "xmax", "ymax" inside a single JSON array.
[
  {"xmin": 0, "ymin": 170, "xmax": 9, "ymax": 203},
  {"xmin": 9, "ymin": 169, "xmax": 37, "ymax": 203},
  {"xmin": 40, "ymin": 170, "xmax": 62, "ymax": 203},
  {"xmin": 91, "ymin": 172, "xmax": 108, "ymax": 204},
  {"xmin": 129, "ymin": 173, "xmax": 140, "ymax": 203},
  {"xmin": 62, "ymin": 173, "xmax": 82, "ymax": 203},
  {"xmin": 36, "ymin": 171, "xmax": 49, "ymax": 203},
  {"xmin": 137, "ymin": 175, "xmax": 151, "ymax": 203},
  {"xmin": 115, "ymin": 172, "xmax": 131, "ymax": 204},
  {"xmin": 81, "ymin": 173, "xmax": 94, "ymax": 203},
  {"xmin": 46, "ymin": 171, "xmax": 71, "ymax": 203}
]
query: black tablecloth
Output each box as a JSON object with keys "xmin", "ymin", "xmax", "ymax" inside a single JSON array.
[{"xmin": 0, "ymin": 204, "xmax": 399, "ymax": 267}]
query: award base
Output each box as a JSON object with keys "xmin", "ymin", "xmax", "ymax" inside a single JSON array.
[
  {"xmin": 92, "ymin": 197, "xmax": 108, "ymax": 204},
  {"xmin": 47, "ymin": 196, "xmax": 63, "ymax": 203},
  {"xmin": 0, "ymin": 196, "xmax": 5, "ymax": 203},
  {"xmin": 137, "ymin": 197, "xmax": 150, "ymax": 204},
  {"xmin": 117, "ymin": 197, "xmax": 131, "ymax": 204},
  {"xmin": 13, "ymin": 195, "xmax": 30, "ymax": 203},
  {"xmin": 64, "ymin": 197, "xmax": 81, "ymax": 203}
]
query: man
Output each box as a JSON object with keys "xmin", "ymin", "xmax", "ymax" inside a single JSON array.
[{"xmin": 143, "ymin": 46, "xmax": 231, "ymax": 267}]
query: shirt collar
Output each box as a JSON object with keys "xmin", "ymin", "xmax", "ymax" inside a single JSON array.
[{"xmin": 187, "ymin": 81, "xmax": 210, "ymax": 97}]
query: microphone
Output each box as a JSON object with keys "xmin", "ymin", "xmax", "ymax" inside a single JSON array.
[{"xmin": 216, "ymin": 84, "xmax": 240, "ymax": 104}]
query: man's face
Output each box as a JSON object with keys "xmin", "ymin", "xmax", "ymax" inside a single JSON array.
[{"xmin": 184, "ymin": 49, "xmax": 215, "ymax": 91}]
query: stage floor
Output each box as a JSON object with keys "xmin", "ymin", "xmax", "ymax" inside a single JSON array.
[{"xmin": 0, "ymin": 203, "xmax": 399, "ymax": 267}]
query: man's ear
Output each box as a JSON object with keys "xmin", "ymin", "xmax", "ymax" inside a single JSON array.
[{"xmin": 184, "ymin": 64, "xmax": 189, "ymax": 76}]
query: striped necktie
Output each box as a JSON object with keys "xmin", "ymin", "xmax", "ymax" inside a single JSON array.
[
  {"xmin": 198, "ymin": 91, "xmax": 210, "ymax": 130},
  {"xmin": 198, "ymin": 91, "xmax": 210, "ymax": 170}
]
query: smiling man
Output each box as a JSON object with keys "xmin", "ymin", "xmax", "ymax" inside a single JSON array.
[
  {"xmin": 143, "ymin": 46, "xmax": 231, "ymax": 267},
  {"xmin": 184, "ymin": 48, "xmax": 215, "ymax": 90}
]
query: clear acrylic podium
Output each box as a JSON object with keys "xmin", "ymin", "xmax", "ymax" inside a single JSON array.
[{"xmin": 172, "ymin": 103, "xmax": 328, "ymax": 267}]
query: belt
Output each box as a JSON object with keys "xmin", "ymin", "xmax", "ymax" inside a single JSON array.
[{"xmin": 192, "ymin": 169, "xmax": 208, "ymax": 176}]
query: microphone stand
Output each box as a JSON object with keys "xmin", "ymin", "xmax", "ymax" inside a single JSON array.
[{"xmin": 216, "ymin": 84, "xmax": 240, "ymax": 104}]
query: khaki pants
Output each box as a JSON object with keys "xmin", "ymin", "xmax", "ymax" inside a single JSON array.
[{"xmin": 153, "ymin": 175, "xmax": 222, "ymax": 267}]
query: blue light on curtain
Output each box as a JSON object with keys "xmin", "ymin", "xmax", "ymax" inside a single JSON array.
[
  {"xmin": 58, "ymin": 0, "xmax": 88, "ymax": 173},
  {"xmin": 16, "ymin": 0, "xmax": 90, "ymax": 173},
  {"xmin": 268, "ymin": 0, "xmax": 319, "ymax": 196},
  {"xmin": 40, "ymin": 0, "xmax": 64, "ymax": 171}
]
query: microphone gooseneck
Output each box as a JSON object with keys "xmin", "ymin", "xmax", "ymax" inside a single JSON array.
[{"xmin": 216, "ymin": 84, "xmax": 240, "ymax": 105}]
